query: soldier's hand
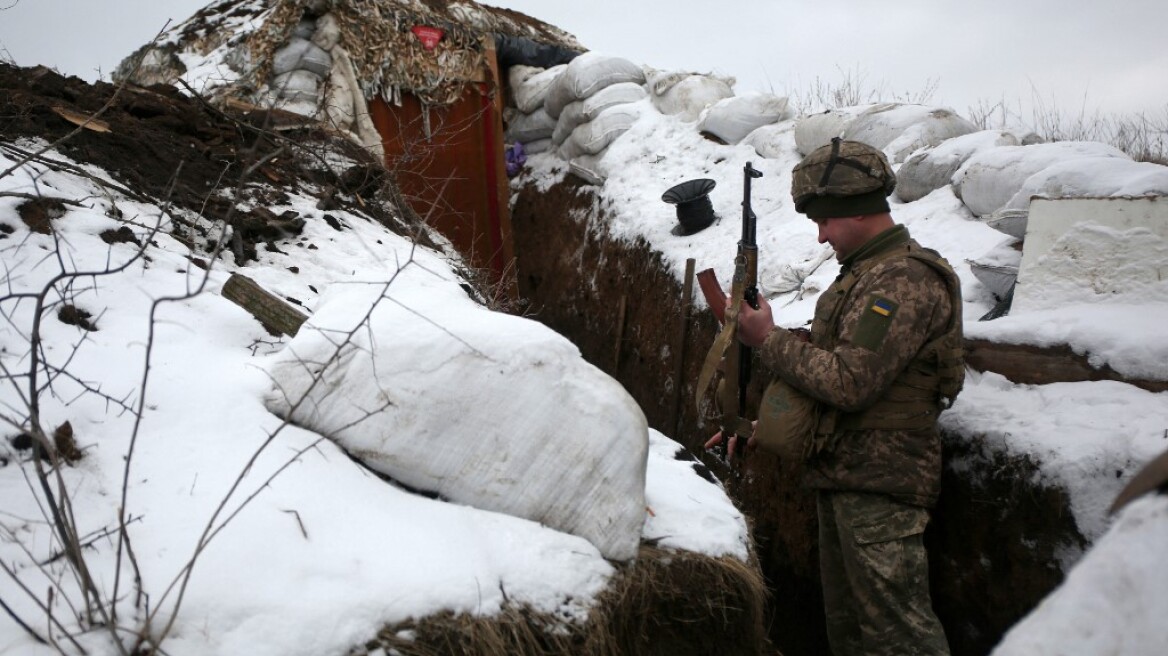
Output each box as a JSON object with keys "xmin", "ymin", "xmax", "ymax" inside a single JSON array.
[
  {"xmin": 738, "ymin": 295, "xmax": 775, "ymax": 347},
  {"xmin": 704, "ymin": 426, "xmax": 757, "ymax": 462}
]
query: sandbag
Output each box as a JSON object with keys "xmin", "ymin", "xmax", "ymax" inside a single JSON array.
[
  {"xmin": 509, "ymin": 64, "xmax": 565, "ymax": 114},
  {"xmin": 272, "ymin": 69, "xmax": 321, "ymax": 103},
  {"xmin": 646, "ymin": 70, "xmax": 735, "ymax": 122},
  {"xmin": 552, "ymin": 82, "xmax": 646, "ymax": 145},
  {"xmin": 698, "ymin": 93, "xmax": 793, "ymax": 145},
  {"xmin": 272, "ymin": 37, "xmax": 332, "ymax": 78},
  {"xmin": 740, "ymin": 121, "xmax": 796, "ymax": 160},
  {"xmin": 310, "ymin": 13, "xmax": 341, "ymax": 51},
  {"xmin": 896, "ymin": 130, "xmax": 1020, "ymax": 202},
  {"xmin": 559, "ymin": 103, "xmax": 643, "ymax": 160},
  {"xmin": 953, "ymin": 141, "xmax": 1130, "ymax": 217},
  {"xmin": 843, "ymin": 104, "xmax": 978, "ymax": 163},
  {"xmin": 262, "ymin": 273, "xmax": 650, "ymax": 561},
  {"xmin": 753, "ymin": 379, "xmax": 819, "ymax": 461},
  {"xmin": 523, "ymin": 137, "xmax": 552, "ymax": 155},
  {"xmin": 504, "ymin": 106, "xmax": 557, "ymax": 144},
  {"xmin": 793, "ymin": 104, "xmax": 876, "ymax": 155},
  {"xmin": 543, "ymin": 52, "xmax": 645, "ymax": 118},
  {"xmin": 1003, "ymin": 158, "xmax": 1168, "ymax": 212}
]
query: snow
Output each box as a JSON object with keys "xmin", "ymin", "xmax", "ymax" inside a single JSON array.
[
  {"xmin": 4, "ymin": 9, "xmax": 1168, "ymax": 653},
  {"xmin": 515, "ymin": 95, "xmax": 1168, "ymax": 654},
  {"xmin": 0, "ymin": 141, "xmax": 747, "ymax": 655}
]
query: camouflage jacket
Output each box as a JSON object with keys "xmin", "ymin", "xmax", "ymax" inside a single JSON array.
[{"xmin": 759, "ymin": 225, "xmax": 960, "ymax": 507}]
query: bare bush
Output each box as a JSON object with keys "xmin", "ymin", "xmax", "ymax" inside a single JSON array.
[{"xmin": 786, "ymin": 64, "xmax": 938, "ymax": 116}]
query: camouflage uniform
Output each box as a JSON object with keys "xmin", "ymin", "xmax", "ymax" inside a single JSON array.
[{"xmin": 760, "ymin": 224, "xmax": 959, "ymax": 656}]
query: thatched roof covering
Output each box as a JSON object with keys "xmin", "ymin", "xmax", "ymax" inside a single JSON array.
[{"xmin": 116, "ymin": 0, "xmax": 584, "ymax": 106}]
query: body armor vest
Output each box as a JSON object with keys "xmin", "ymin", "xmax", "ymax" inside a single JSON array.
[{"xmin": 813, "ymin": 241, "xmax": 964, "ymax": 438}]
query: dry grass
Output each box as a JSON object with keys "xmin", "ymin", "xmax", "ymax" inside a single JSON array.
[
  {"xmin": 968, "ymin": 93, "xmax": 1168, "ymax": 164},
  {"xmin": 788, "ymin": 71, "xmax": 1168, "ymax": 165},
  {"xmin": 352, "ymin": 546, "xmax": 772, "ymax": 656}
]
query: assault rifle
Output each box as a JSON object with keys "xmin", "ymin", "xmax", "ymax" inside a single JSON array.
[{"xmin": 696, "ymin": 162, "xmax": 763, "ymax": 462}]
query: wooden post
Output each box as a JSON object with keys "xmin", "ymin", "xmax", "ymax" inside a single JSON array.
[
  {"xmin": 672, "ymin": 258, "xmax": 696, "ymax": 437},
  {"xmin": 222, "ymin": 273, "xmax": 309, "ymax": 337},
  {"xmin": 613, "ymin": 294, "xmax": 628, "ymax": 371}
]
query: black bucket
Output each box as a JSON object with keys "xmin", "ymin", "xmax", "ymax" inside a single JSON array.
[{"xmin": 662, "ymin": 178, "xmax": 717, "ymax": 235}]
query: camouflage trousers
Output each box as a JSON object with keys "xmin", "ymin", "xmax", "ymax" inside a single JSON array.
[{"xmin": 817, "ymin": 491, "xmax": 950, "ymax": 656}]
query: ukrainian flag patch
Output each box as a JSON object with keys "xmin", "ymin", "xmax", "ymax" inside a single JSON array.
[
  {"xmin": 871, "ymin": 298, "xmax": 895, "ymax": 316},
  {"xmin": 853, "ymin": 295, "xmax": 898, "ymax": 351}
]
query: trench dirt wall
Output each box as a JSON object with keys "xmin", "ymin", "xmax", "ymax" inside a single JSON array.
[{"xmin": 510, "ymin": 175, "xmax": 1085, "ymax": 656}]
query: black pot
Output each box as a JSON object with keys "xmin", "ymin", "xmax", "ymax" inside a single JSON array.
[{"xmin": 662, "ymin": 178, "xmax": 717, "ymax": 235}]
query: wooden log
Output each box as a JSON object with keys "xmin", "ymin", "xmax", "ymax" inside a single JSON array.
[
  {"xmin": 221, "ymin": 273, "xmax": 309, "ymax": 337},
  {"xmin": 963, "ymin": 337, "xmax": 1168, "ymax": 393}
]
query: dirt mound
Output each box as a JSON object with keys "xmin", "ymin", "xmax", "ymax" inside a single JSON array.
[{"xmin": 0, "ymin": 63, "xmax": 431, "ymax": 262}]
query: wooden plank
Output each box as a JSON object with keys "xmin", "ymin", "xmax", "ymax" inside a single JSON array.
[
  {"xmin": 222, "ymin": 273, "xmax": 309, "ymax": 337},
  {"xmin": 671, "ymin": 258, "xmax": 696, "ymax": 437},
  {"xmin": 964, "ymin": 338, "xmax": 1168, "ymax": 393}
]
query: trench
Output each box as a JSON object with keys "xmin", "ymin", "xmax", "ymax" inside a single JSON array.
[{"xmin": 509, "ymin": 175, "xmax": 1084, "ymax": 656}]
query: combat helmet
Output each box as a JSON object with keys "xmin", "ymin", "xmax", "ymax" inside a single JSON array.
[{"xmin": 791, "ymin": 137, "xmax": 896, "ymax": 219}]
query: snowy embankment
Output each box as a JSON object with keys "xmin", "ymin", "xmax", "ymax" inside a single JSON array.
[
  {"xmin": 510, "ymin": 58, "xmax": 1168, "ymax": 651},
  {"xmin": 0, "ymin": 136, "xmax": 748, "ymax": 656}
]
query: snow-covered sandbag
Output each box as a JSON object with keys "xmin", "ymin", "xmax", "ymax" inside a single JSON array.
[
  {"xmin": 896, "ymin": 130, "xmax": 1021, "ymax": 203},
  {"xmin": 272, "ymin": 69, "xmax": 321, "ymax": 102},
  {"xmin": 1003, "ymin": 158, "xmax": 1168, "ymax": 212},
  {"xmin": 272, "ymin": 37, "xmax": 332, "ymax": 78},
  {"xmin": 793, "ymin": 104, "xmax": 877, "ymax": 155},
  {"xmin": 262, "ymin": 273, "xmax": 650, "ymax": 561},
  {"xmin": 544, "ymin": 53, "xmax": 645, "ymax": 118},
  {"xmin": 697, "ymin": 93, "xmax": 793, "ymax": 145},
  {"xmin": 504, "ymin": 106, "xmax": 557, "ymax": 144},
  {"xmin": 842, "ymin": 104, "xmax": 978, "ymax": 163},
  {"xmin": 740, "ymin": 121, "xmax": 796, "ymax": 160},
  {"xmin": 559, "ymin": 103, "xmax": 644, "ymax": 160},
  {"xmin": 552, "ymin": 82, "xmax": 647, "ymax": 145},
  {"xmin": 509, "ymin": 64, "xmax": 565, "ymax": 114},
  {"xmin": 647, "ymin": 70, "xmax": 735, "ymax": 122},
  {"xmin": 953, "ymin": 142, "xmax": 1130, "ymax": 217}
]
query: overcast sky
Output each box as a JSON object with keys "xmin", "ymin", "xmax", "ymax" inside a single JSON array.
[{"xmin": 1, "ymin": 0, "xmax": 1164, "ymax": 121}]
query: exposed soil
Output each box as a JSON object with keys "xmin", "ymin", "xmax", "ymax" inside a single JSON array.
[
  {"xmin": 0, "ymin": 63, "xmax": 432, "ymax": 265},
  {"xmin": 509, "ymin": 175, "xmax": 1086, "ymax": 656}
]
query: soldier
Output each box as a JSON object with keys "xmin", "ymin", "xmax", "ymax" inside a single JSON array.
[{"xmin": 710, "ymin": 138, "xmax": 964, "ymax": 655}]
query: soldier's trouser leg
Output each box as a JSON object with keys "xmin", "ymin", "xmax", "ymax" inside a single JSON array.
[{"xmin": 818, "ymin": 491, "xmax": 949, "ymax": 656}]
